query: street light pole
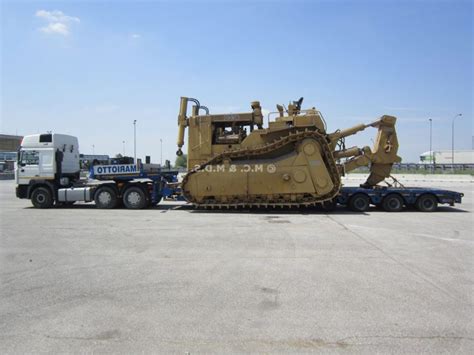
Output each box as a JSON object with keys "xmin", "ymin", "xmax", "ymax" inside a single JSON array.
[
  {"xmin": 451, "ymin": 113, "xmax": 462, "ymax": 170},
  {"xmin": 122, "ymin": 140, "xmax": 125, "ymax": 156},
  {"xmin": 429, "ymin": 118, "xmax": 433, "ymax": 172},
  {"xmin": 133, "ymin": 120, "xmax": 137, "ymax": 163},
  {"xmin": 160, "ymin": 138, "xmax": 163, "ymax": 166},
  {"xmin": 92, "ymin": 144, "xmax": 95, "ymax": 155}
]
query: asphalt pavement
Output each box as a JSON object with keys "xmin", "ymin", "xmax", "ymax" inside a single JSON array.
[{"xmin": 1, "ymin": 179, "xmax": 473, "ymax": 353}]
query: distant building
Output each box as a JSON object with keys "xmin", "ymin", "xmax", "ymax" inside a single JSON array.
[
  {"xmin": 419, "ymin": 150, "xmax": 474, "ymax": 164},
  {"xmin": 0, "ymin": 134, "xmax": 23, "ymax": 171},
  {"xmin": 0, "ymin": 134, "xmax": 22, "ymax": 151}
]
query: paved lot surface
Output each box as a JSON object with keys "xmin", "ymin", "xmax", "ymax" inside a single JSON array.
[{"xmin": 1, "ymin": 179, "xmax": 473, "ymax": 353}]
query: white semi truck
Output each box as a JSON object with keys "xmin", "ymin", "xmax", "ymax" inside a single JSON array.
[{"xmin": 15, "ymin": 133, "xmax": 178, "ymax": 208}]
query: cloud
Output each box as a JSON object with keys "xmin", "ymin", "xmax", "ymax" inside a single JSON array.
[
  {"xmin": 36, "ymin": 10, "xmax": 80, "ymax": 36},
  {"xmin": 130, "ymin": 33, "xmax": 141, "ymax": 39},
  {"xmin": 36, "ymin": 10, "xmax": 80, "ymax": 23},
  {"xmin": 40, "ymin": 22, "xmax": 69, "ymax": 35}
]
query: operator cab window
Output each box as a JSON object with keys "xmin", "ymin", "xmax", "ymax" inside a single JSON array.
[
  {"xmin": 20, "ymin": 151, "xmax": 39, "ymax": 165},
  {"xmin": 39, "ymin": 134, "xmax": 52, "ymax": 143}
]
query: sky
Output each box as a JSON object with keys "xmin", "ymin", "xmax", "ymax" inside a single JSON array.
[{"xmin": 1, "ymin": 0, "xmax": 472, "ymax": 163}]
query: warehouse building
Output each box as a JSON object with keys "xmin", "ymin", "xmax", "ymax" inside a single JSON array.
[{"xmin": 0, "ymin": 134, "xmax": 22, "ymax": 171}]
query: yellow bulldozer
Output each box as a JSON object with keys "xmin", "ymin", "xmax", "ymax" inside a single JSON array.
[{"xmin": 176, "ymin": 97, "xmax": 401, "ymax": 208}]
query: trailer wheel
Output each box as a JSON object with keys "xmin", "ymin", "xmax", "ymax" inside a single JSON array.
[
  {"xmin": 31, "ymin": 187, "xmax": 54, "ymax": 209},
  {"xmin": 123, "ymin": 186, "xmax": 148, "ymax": 209},
  {"xmin": 348, "ymin": 193, "xmax": 370, "ymax": 212},
  {"xmin": 416, "ymin": 194, "xmax": 438, "ymax": 212},
  {"xmin": 382, "ymin": 194, "xmax": 404, "ymax": 212},
  {"xmin": 94, "ymin": 186, "xmax": 118, "ymax": 209}
]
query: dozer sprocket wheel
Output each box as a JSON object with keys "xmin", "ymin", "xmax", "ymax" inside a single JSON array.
[{"xmin": 182, "ymin": 129, "xmax": 341, "ymax": 209}]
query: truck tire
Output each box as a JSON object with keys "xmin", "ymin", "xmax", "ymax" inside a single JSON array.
[
  {"xmin": 349, "ymin": 193, "xmax": 370, "ymax": 212},
  {"xmin": 31, "ymin": 187, "xmax": 54, "ymax": 208},
  {"xmin": 94, "ymin": 186, "xmax": 118, "ymax": 209},
  {"xmin": 123, "ymin": 186, "xmax": 148, "ymax": 209},
  {"xmin": 382, "ymin": 194, "xmax": 404, "ymax": 212},
  {"xmin": 416, "ymin": 194, "xmax": 438, "ymax": 212}
]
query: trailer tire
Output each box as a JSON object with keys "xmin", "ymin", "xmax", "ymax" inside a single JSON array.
[
  {"xmin": 31, "ymin": 187, "xmax": 54, "ymax": 209},
  {"xmin": 94, "ymin": 186, "xmax": 118, "ymax": 209},
  {"xmin": 416, "ymin": 194, "xmax": 438, "ymax": 212},
  {"xmin": 382, "ymin": 194, "xmax": 404, "ymax": 212},
  {"xmin": 123, "ymin": 186, "xmax": 148, "ymax": 209},
  {"xmin": 348, "ymin": 193, "xmax": 370, "ymax": 212}
]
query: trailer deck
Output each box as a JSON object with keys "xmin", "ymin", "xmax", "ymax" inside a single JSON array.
[{"xmin": 338, "ymin": 185, "xmax": 463, "ymax": 212}]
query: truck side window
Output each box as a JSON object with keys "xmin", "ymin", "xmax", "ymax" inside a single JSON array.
[{"xmin": 20, "ymin": 151, "xmax": 39, "ymax": 165}]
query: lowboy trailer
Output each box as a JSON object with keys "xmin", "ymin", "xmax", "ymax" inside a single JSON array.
[{"xmin": 338, "ymin": 186, "xmax": 464, "ymax": 212}]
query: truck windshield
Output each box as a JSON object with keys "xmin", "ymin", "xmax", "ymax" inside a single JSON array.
[{"xmin": 20, "ymin": 150, "xmax": 39, "ymax": 165}]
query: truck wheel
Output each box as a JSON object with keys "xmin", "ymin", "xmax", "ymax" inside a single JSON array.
[
  {"xmin": 123, "ymin": 186, "xmax": 148, "ymax": 209},
  {"xmin": 94, "ymin": 186, "xmax": 118, "ymax": 209},
  {"xmin": 382, "ymin": 194, "xmax": 404, "ymax": 212},
  {"xmin": 31, "ymin": 187, "xmax": 54, "ymax": 208},
  {"xmin": 416, "ymin": 194, "xmax": 438, "ymax": 212},
  {"xmin": 349, "ymin": 193, "xmax": 370, "ymax": 212}
]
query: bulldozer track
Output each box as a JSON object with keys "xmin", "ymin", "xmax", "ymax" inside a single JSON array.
[{"xmin": 181, "ymin": 129, "xmax": 341, "ymax": 209}]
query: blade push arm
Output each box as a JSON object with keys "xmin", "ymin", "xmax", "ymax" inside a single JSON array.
[
  {"xmin": 331, "ymin": 115, "xmax": 402, "ymax": 187},
  {"xmin": 177, "ymin": 97, "xmax": 207, "ymax": 156}
]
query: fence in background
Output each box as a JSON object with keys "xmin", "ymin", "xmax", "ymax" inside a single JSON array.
[{"xmin": 353, "ymin": 163, "xmax": 474, "ymax": 174}]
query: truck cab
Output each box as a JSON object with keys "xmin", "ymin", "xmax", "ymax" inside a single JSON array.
[{"xmin": 16, "ymin": 133, "xmax": 80, "ymax": 207}]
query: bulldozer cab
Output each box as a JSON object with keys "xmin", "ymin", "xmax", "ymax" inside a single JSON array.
[{"xmin": 176, "ymin": 97, "xmax": 264, "ymax": 168}]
